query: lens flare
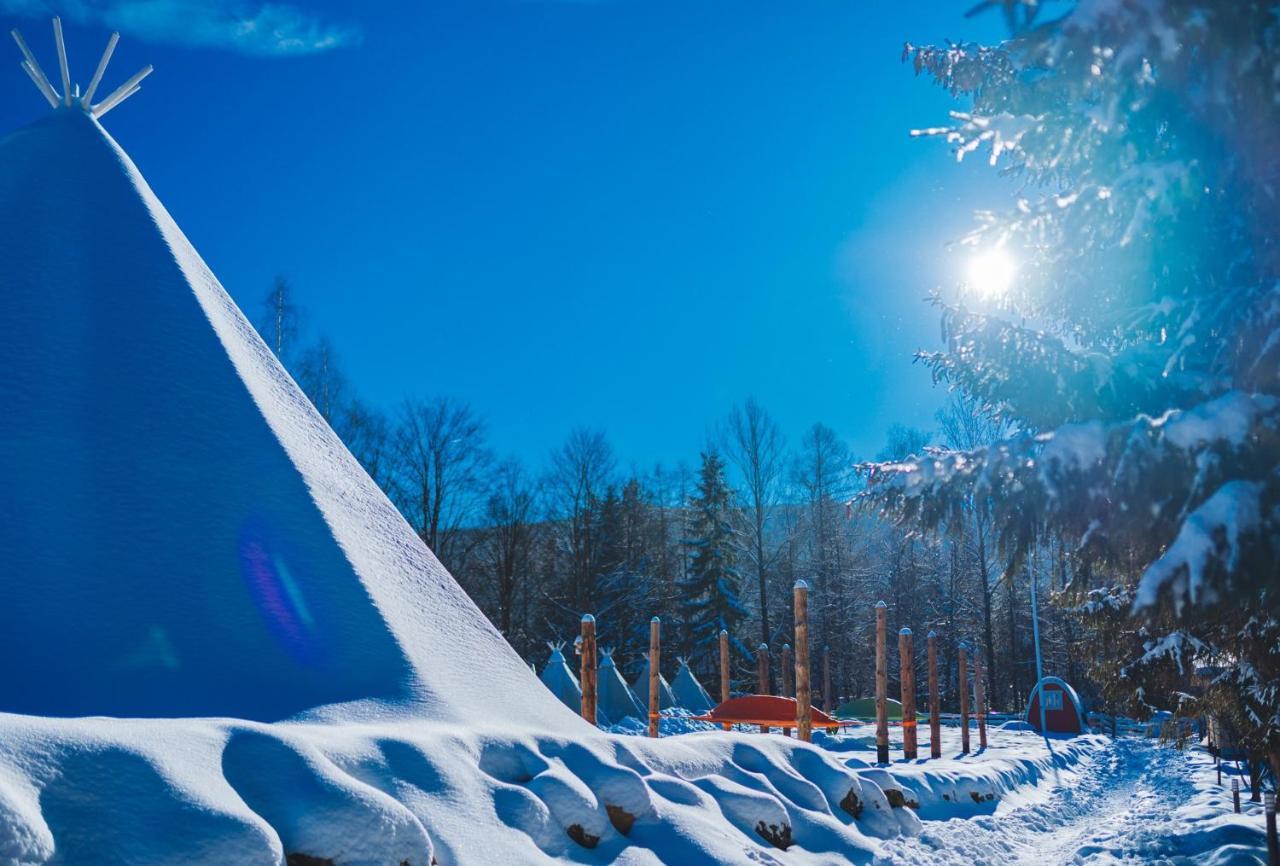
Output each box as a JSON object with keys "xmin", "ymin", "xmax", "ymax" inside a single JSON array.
[{"xmin": 967, "ymin": 248, "xmax": 1017, "ymax": 298}]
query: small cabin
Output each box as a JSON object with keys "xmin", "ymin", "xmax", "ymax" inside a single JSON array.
[{"xmin": 1026, "ymin": 676, "xmax": 1085, "ymax": 735}]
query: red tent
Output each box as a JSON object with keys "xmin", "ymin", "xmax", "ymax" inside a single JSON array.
[
  {"xmin": 1026, "ymin": 677, "xmax": 1085, "ymax": 735},
  {"xmin": 692, "ymin": 694, "xmax": 848, "ymax": 733}
]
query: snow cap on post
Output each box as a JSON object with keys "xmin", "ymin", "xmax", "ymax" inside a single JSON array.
[
  {"xmin": 794, "ymin": 579, "xmax": 810, "ymax": 591},
  {"xmin": 758, "ymin": 642, "xmax": 768, "ymax": 651},
  {"xmin": 651, "ymin": 616, "xmax": 660, "ymax": 623},
  {"xmin": 581, "ymin": 613, "xmax": 595, "ymax": 624},
  {"xmin": 720, "ymin": 628, "xmax": 728, "ymax": 636},
  {"xmin": 875, "ymin": 600, "xmax": 886, "ymax": 609},
  {"xmin": 900, "ymin": 627, "xmax": 912, "ymax": 636},
  {"xmin": 927, "ymin": 629, "xmax": 937, "ymax": 638}
]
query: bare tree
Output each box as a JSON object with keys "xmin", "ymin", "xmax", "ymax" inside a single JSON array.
[
  {"xmin": 794, "ymin": 423, "xmax": 854, "ymax": 648},
  {"xmin": 259, "ymin": 275, "xmax": 300, "ymax": 362},
  {"xmin": 394, "ymin": 397, "xmax": 493, "ymax": 567},
  {"xmin": 296, "ymin": 337, "xmax": 347, "ymax": 424},
  {"xmin": 547, "ymin": 428, "xmax": 616, "ymax": 614},
  {"xmin": 936, "ymin": 393, "xmax": 1008, "ymax": 707},
  {"xmin": 724, "ymin": 398, "xmax": 786, "ymax": 647},
  {"xmin": 335, "ymin": 399, "xmax": 394, "ymax": 492},
  {"xmin": 481, "ymin": 459, "xmax": 539, "ymax": 641}
]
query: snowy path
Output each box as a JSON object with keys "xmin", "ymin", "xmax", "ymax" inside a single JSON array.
[{"xmin": 872, "ymin": 738, "xmax": 1260, "ymax": 866}]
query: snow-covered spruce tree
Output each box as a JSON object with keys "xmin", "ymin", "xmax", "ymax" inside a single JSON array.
[
  {"xmin": 860, "ymin": 1, "xmax": 1280, "ymax": 775},
  {"xmin": 681, "ymin": 451, "xmax": 752, "ymax": 679}
]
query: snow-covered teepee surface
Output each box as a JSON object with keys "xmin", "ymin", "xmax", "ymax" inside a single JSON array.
[
  {"xmin": 630, "ymin": 658, "xmax": 678, "ymax": 711},
  {"xmin": 672, "ymin": 659, "xmax": 716, "ymax": 714},
  {"xmin": 539, "ymin": 643, "xmax": 582, "ymax": 712},
  {"xmin": 0, "ymin": 25, "xmax": 1067, "ymax": 866},
  {"xmin": 596, "ymin": 651, "xmax": 645, "ymax": 726}
]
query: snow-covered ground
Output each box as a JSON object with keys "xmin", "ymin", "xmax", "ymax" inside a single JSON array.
[{"xmin": 870, "ymin": 733, "xmax": 1269, "ymax": 866}]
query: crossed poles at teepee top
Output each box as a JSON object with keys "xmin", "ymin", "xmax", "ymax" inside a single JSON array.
[{"xmin": 12, "ymin": 17, "xmax": 152, "ymax": 119}]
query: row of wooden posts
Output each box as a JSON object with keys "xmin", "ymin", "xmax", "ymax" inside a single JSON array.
[{"xmin": 578, "ymin": 582, "xmax": 990, "ymax": 761}]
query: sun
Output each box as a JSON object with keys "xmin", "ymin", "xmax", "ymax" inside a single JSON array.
[{"xmin": 966, "ymin": 248, "xmax": 1017, "ymax": 298}]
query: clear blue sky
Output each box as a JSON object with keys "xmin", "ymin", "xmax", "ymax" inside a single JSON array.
[{"xmin": 0, "ymin": 1, "xmax": 1006, "ymax": 470}]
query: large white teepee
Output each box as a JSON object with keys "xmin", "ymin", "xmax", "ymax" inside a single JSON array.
[{"xmin": 0, "ymin": 25, "xmax": 575, "ymax": 729}]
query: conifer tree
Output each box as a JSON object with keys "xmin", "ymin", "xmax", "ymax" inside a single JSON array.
[
  {"xmin": 863, "ymin": 1, "xmax": 1280, "ymax": 775},
  {"xmin": 681, "ymin": 451, "xmax": 750, "ymax": 674}
]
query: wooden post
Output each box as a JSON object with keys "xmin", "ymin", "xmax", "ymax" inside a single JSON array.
[
  {"xmin": 648, "ymin": 617, "xmax": 661, "ymax": 738},
  {"xmin": 794, "ymin": 580, "xmax": 813, "ymax": 743},
  {"xmin": 757, "ymin": 642, "xmax": 770, "ymax": 734},
  {"xmin": 1233, "ymin": 778, "xmax": 1241, "ymax": 814},
  {"xmin": 781, "ymin": 643, "xmax": 793, "ymax": 736},
  {"xmin": 927, "ymin": 630, "xmax": 941, "ymax": 759},
  {"xmin": 823, "ymin": 645, "xmax": 832, "ymax": 714},
  {"xmin": 719, "ymin": 628, "xmax": 731, "ymax": 730},
  {"xmin": 899, "ymin": 627, "xmax": 917, "ymax": 760},
  {"xmin": 959, "ymin": 643, "xmax": 971, "ymax": 755},
  {"xmin": 719, "ymin": 629, "xmax": 731, "ymax": 703},
  {"xmin": 975, "ymin": 650, "xmax": 988, "ymax": 750},
  {"xmin": 1265, "ymin": 792, "xmax": 1277, "ymax": 866},
  {"xmin": 875, "ymin": 601, "xmax": 889, "ymax": 764},
  {"xmin": 580, "ymin": 614, "xmax": 597, "ymax": 726}
]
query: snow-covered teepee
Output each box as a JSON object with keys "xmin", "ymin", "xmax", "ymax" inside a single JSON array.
[
  {"xmin": 630, "ymin": 657, "xmax": 677, "ymax": 711},
  {"xmin": 597, "ymin": 650, "xmax": 644, "ymax": 726},
  {"xmin": 672, "ymin": 658, "xmax": 716, "ymax": 714},
  {"xmin": 0, "ymin": 20, "xmax": 575, "ymax": 730},
  {"xmin": 539, "ymin": 642, "xmax": 582, "ymax": 712}
]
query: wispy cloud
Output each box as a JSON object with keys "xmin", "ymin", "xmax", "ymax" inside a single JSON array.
[{"xmin": 2, "ymin": 0, "xmax": 360, "ymax": 56}]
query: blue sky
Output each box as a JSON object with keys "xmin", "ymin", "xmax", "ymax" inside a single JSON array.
[{"xmin": 0, "ymin": 0, "xmax": 1006, "ymax": 470}]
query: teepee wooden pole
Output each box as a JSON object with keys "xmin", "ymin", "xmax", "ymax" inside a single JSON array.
[
  {"xmin": 648, "ymin": 617, "xmax": 661, "ymax": 738},
  {"xmin": 20, "ymin": 61, "xmax": 58, "ymax": 108},
  {"xmin": 794, "ymin": 580, "xmax": 813, "ymax": 743},
  {"xmin": 875, "ymin": 601, "xmax": 889, "ymax": 764},
  {"xmin": 719, "ymin": 629, "xmax": 731, "ymax": 730},
  {"xmin": 12, "ymin": 29, "xmax": 60, "ymax": 105},
  {"xmin": 580, "ymin": 615, "xmax": 597, "ymax": 726},
  {"xmin": 899, "ymin": 627, "xmax": 917, "ymax": 760},
  {"xmin": 928, "ymin": 630, "xmax": 941, "ymax": 759},
  {"xmin": 51, "ymin": 17, "xmax": 70, "ymax": 107},
  {"xmin": 959, "ymin": 643, "xmax": 971, "ymax": 755},
  {"xmin": 756, "ymin": 642, "xmax": 770, "ymax": 733},
  {"xmin": 92, "ymin": 64, "xmax": 152, "ymax": 118},
  {"xmin": 83, "ymin": 32, "xmax": 118, "ymax": 107}
]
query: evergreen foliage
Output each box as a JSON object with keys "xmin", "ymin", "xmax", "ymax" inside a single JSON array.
[{"xmin": 864, "ymin": 0, "xmax": 1280, "ymax": 775}]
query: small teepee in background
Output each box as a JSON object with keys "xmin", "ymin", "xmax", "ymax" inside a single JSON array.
[
  {"xmin": 597, "ymin": 650, "xmax": 644, "ymax": 726},
  {"xmin": 631, "ymin": 657, "xmax": 677, "ymax": 711},
  {"xmin": 672, "ymin": 658, "xmax": 715, "ymax": 714},
  {"xmin": 538, "ymin": 643, "xmax": 581, "ymax": 713}
]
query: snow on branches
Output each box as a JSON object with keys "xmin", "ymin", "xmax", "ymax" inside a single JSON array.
[{"xmin": 876, "ymin": 0, "xmax": 1280, "ymax": 769}]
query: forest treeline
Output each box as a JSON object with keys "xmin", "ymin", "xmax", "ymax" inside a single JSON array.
[{"xmin": 256, "ymin": 280, "xmax": 1081, "ymax": 714}]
